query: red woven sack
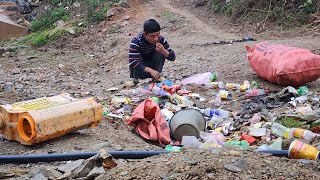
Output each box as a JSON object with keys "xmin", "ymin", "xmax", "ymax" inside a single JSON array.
[
  {"xmin": 246, "ymin": 42, "xmax": 320, "ymax": 86},
  {"xmin": 126, "ymin": 99, "xmax": 171, "ymax": 145}
]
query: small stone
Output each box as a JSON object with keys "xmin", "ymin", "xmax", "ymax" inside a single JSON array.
[
  {"xmin": 224, "ymin": 164, "xmax": 242, "ymax": 173},
  {"xmin": 11, "ymin": 68, "xmax": 21, "ymax": 74},
  {"xmin": 120, "ymin": 171, "xmax": 128, "ymax": 176},
  {"xmin": 107, "ymin": 7, "xmax": 117, "ymax": 17},
  {"xmin": 58, "ymin": 64, "xmax": 64, "ymax": 68},
  {"xmin": 207, "ymin": 173, "xmax": 215, "ymax": 179},
  {"xmin": 73, "ymin": 2, "xmax": 80, "ymax": 8},
  {"xmin": 56, "ymin": 20, "xmax": 65, "ymax": 27},
  {"xmin": 92, "ymin": 142, "xmax": 110, "ymax": 151},
  {"xmin": 58, "ymin": 159, "xmax": 84, "ymax": 173},
  {"xmin": 123, "ymin": 15, "xmax": 130, "ymax": 20},
  {"xmin": 26, "ymin": 56, "xmax": 37, "ymax": 60},
  {"xmin": 67, "ymin": 27, "xmax": 75, "ymax": 34},
  {"xmin": 31, "ymin": 173, "xmax": 48, "ymax": 180},
  {"xmin": 119, "ymin": 0, "xmax": 130, "ymax": 8},
  {"xmin": 15, "ymin": 84, "xmax": 24, "ymax": 89},
  {"xmin": 297, "ymin": 159, "xmax": 314, "ymax": 165},
  {"xmin": 188, "ymin": 160, "xmax": 198, "ymax": 166},
  {"xmin": 113, "ymin": 144, "xmax": 122, "ymax": 151},
  {"xmin": 87, "ymin": 167, "xmax": 105, "ymax": 178},
  {"xmin": 40, "ymin": 167, "xmax": 63, "ymax": 179}
]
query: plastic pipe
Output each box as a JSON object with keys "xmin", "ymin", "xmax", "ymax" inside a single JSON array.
[
  {"xmin": 256, "ymin": 150, "xmax": 289, "ymax": 157},
  {"xmin": 0, "ymin": 151, "xmax": 170, "ymax": 164}
]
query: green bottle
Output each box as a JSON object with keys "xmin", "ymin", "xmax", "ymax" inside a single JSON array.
[
  {"xmin": 297, "ymin": 86, "xmax": 308, "ymax": 96},
  {"xmin": 250, "ymin": 81, "xmax": 258, "ymax": 90},
  {"xmin": 210, "ymin": 72, "xmax": 217, "ymax": 82}
]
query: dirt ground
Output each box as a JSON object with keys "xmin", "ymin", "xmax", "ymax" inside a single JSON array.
[{"xmin": 0, "ymin": 0, "xmax": 320, "ymax": 179}]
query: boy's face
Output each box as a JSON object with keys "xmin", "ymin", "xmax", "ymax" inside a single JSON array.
[{"xmin": 144, "ymin": 31, "xmax": 160, "ymax": 44}]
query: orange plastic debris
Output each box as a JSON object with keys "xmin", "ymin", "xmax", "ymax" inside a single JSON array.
[{"xmin": 0, "ymin": 93, "xmax": 102, "ymax": 145}]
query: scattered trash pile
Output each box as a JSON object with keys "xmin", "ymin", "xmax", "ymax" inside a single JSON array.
[{"xmin": 103, "ymin": 71, "xmax": 320, "ymax": 162}]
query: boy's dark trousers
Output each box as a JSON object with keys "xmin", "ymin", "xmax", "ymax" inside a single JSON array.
[{"xmin": 130, "ymin": 51, "xmax": 165, "ymax": 79}]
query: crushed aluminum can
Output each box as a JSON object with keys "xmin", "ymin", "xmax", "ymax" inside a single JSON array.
[{"xmin": 219, "ymin": 90, "xmax": 232, "ymax": 100}]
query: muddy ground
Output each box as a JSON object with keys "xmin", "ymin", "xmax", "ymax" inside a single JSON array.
[{"xmin": 0, "ymin": 0, "xmax": 320, "ymax": 179}]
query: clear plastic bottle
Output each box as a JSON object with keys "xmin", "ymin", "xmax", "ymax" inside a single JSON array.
[
  {"xmin": 271, "ymin": 123, "xmax": 293, "ymax": 139},
  {"xmin": 151, "ymin": 86, "xmax": 171, "ymax": 97},
  {"xmin": 201, "ymin": 108, "xmax": 229, "ymax": 119}
]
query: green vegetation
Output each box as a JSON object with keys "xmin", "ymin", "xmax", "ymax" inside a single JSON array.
[
  {"xmin": 108, "ymin": 24, "xmax": 121, "ymax": 33},
  {"xmin": 24, "ymin": 28, "xmax": 67, "ymax": 47},
  {"xmin": 30, "ymin": 8, "xmax": 70, "ymax": 32},
  {"xmin": 22, "ymin": 0, "xmax": 122, "ymax": 46},
  {"xmin": 86, "ymin": 0, "xmax": 120, "ymax": 22},
  {"xmin": 276, "ymin": 116, "xmax": 304, "ymax": 128},
  {"xmin": 210, "ymin": 0, "xmax": 320, "ymax": 27},
  {"xmin": 162, "ymin": 10, "xmax": 177, "ymax": 23}
]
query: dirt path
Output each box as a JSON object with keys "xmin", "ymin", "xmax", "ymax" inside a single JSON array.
[{"xmin": 155, "ymin": 0, "xmax": 236, "ymax": 39}]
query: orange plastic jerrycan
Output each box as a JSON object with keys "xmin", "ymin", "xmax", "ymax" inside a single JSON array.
[{"xmin": 0, "ymin": 93, "xmax": 102, "ymax": 145}]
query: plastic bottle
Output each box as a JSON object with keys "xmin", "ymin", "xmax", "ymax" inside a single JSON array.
[
  {"xmin": 151, "ymin": 86, "xmax": 171, "ymax": 97},
  {"xmin": 297, "ymin": 86, "xmax": 308, "ymax": 96},
  {"xmin": 249, "ymin": 128, "xmax": 267, "ymax": 137},
  {"xmin": 271, "ymin": 123, "xmax": 293, "ymax": 139},
  {"xmin": 292, "ymin": 128, "xmax": 318, "ymax": 141},
  {"xmin": 250, "ymin": 81, "xmax": 258, "ymax": 89},
  {"xmin": 246, "ymin": 89, "xmax": 268, "ymax": 97},
  {"xmin": 201, "ymin": 108, "xmax": 229, "ymax": 119},
  {"xmin": 210, "ymin": 72, "xmax": 217, "ymax": 82}
]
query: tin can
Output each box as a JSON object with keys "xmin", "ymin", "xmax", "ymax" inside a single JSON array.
[
  {"xmin": 219, "ymin": 90, "xmax": 232, "ymax": 100},
  {"xmin": 288, "ymin": 140, "xmax": 319, "ymax": 161},
  {"xmin": 226, "ymin": 83, "xmax": 240, "ymax": 90},
  {"xmin": 240, "ymin": 81, "xmax": 250, "ymax": 92}
]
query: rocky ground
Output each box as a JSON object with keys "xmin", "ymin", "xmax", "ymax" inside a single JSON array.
[{"xmin": 0, "ymin": 0, "xmax": 320, "ymax": 179}]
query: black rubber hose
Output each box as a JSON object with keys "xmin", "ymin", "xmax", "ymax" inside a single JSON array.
[
  {"xmin": 256, "ymin": 150, "xmax": 289, "ymax": 157},
  {"xmin": 0, "ymin": 151, "xmax": 170, "ymax": 164}
]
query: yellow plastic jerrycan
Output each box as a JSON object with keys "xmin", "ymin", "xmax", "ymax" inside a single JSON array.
[{"xmin": 0, "ymin": 93, "xmax": 102, "ymax": 145}]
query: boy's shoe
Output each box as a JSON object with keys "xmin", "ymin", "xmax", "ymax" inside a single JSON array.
[{"xmin": 125, "ymin": 78, "xmax": 139, "ymax": 87}]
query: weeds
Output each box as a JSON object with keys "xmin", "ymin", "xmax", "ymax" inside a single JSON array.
[
  {"xmin": 30, "ymin": 7, "xmax": 69, "ymax": 32},
  {"xmin": 276, "ymin": 116, "xmax": 304, "ymax": 128},
  {"xmin": 86, "ymin": 0, "xmax": 120, "ymax": 22},
  {"xmin": 24, "ymin": 28, "xmax": 67, "ymax": 47},
  {"xmin": 210, "ymin": 0, "xmax": 319, "ymax": 28},
  {"xmin": 162, "ymin": 11, "xmax": 176, "ymax": 23},
  {"xmin": 108, "ymin": 25, "xmax": 121, "ymax": 33}
]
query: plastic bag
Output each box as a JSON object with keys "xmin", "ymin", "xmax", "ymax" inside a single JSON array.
[
  {"xmin": 246, "ymin": 42, "xmax": 320, "ymax": 86},
  {"xmin": 126, "ymin": 99, "xmax": 171, "ymax": 145},
  {"xmin": 181, "ymin": 72, "xmax": 214, "ymax": 85}
]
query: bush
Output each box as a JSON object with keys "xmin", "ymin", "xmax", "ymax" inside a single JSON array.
[{"xmin": 30, "ymin": 8, "xmax": 70, "ymax": 32}]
